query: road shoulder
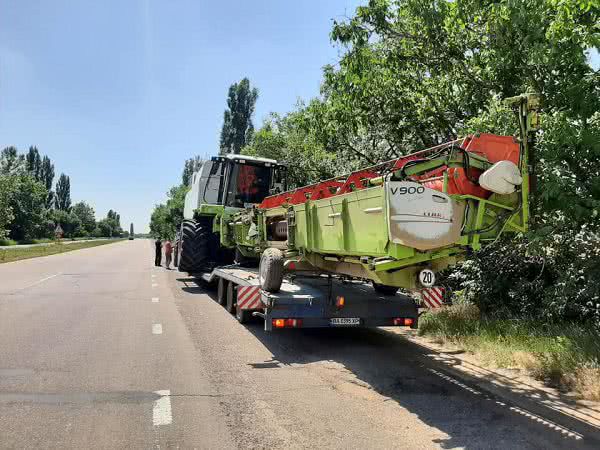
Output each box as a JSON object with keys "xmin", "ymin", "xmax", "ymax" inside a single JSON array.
[{"xmin": 390, "ymin": 328, "xmax": 600, "ymax": 444}]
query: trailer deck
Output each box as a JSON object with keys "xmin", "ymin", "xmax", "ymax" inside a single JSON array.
[{"xmin": 196, "ymin": 265, "xmax": 419, "ymax": 331}]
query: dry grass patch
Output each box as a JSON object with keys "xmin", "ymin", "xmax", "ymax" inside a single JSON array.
[
  {"xmin": 418, "ymin": 304, "xmax": 600, "ymax": 401},
  {"xmin": 0, "ymin": 239, "xmax": 123, "ymax": 263}
]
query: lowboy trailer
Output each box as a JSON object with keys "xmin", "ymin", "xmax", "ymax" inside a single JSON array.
[{"xmin": 195, "ymin": 265, "xmax": 419, "ymax": 331}]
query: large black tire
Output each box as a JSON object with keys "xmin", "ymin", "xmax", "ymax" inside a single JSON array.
[
  {"xmin": 217, "ymin": 277, "xmax": 227, "ymax": 305},
  {"xmin": 259, "ymin": 248, "xmax": 284, "ymax": 293},
  {"xmin": 235, "ymin": 303, "xmax": 252, "ymax": 323},
  {"xmin": 226, "ymin": 281, "xmax": 236, "ymax": 313},
  {"xmin": 372, "ymin": 282, "xmax": 398, "ymax": 296},
  {"xmin": 178, "ymin": 219, "xmax": 209, "ymax": 273}
]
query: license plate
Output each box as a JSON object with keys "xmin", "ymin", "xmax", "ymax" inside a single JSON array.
[{"xmin": 330, "ymin": 317, "xmax": 360, "ymax": 326}]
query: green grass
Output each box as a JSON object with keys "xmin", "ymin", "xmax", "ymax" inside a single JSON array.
[
  {"xmin": 0, "ymin": 237, "xmax": 112, "ymax": 246},
  {"xmin": 418, "ymin": 304, "xmax": 600, "ymax": 400},
  {"xmin": 0, "ymin": 239, "xmax": 123, "ymax": 264}
]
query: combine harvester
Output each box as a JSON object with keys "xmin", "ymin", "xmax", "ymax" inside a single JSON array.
[{"xmin": 176, "ymin": 94, "xmax": 539, "ymax": 330}]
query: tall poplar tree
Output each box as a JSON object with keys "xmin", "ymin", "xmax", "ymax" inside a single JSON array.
[{"xmin": 219, "ymin": 78, "xmax": 258, "ymax": 154}]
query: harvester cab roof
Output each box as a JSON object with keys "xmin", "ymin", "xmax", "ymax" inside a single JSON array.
[{"xmin": 183, "ymin": 154, "xmax": 287, "ymax": 219}]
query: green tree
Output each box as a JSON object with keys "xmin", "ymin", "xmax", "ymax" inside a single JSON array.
[
  {"xmin": 7, "ymin": 175, "xmax": 48, "ymax": 241},
  {"xmin": 71, "ymin": 201, "xmax": 96, "ymax": 235},
  {"xmin": 40, "ymin": 155, "xmax": 55, "ymax": 208},
  {"xmin": 55, "ymin": 173, "xmax": 71, "ymax": 211},
  {"xmin": 182, "ymin": 156, "xmax": 204, "ymax": 186},
  {"xmin": 96, "ymin": 218, "xmax": 115, "ymax": 237},
  {"xmin": 25, "ymin": 146, "xmax": 42, "ymax": 181},
  {"xmin": 149, "ymin": 184, "xmax": 189, "ymax": 239},
  {"xmin": 0, "ymin": 147, "xmax": 25, "ymax": 176},
  {"xmin": 51, "ymin": 209, "xmax": 82, "ymax": 238},
  {"xmin": 0, "ymin": 176, "xmax": 15, "ymax": 240},
  {"xmin": 100, "ymin": 210, "xmax": 123, "ymax": 237},
  {"xmin": 219, "ymin": 78, "xmax": 259, "ymax": 154},
  {"xmin": 243, "ymin": 111, "xmax": 339, "ymax": 188},
  {"xmin": 321, "ymin": 0, "xmax": 600, "ymax": 220},
  {"xmin": 149, "ymin": 204, "xmax": 170, "ymax": 239}
]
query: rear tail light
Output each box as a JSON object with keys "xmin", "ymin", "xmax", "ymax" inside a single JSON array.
[
  {"xmin": 272, "ymin": 318, "xmax": 303, "ymax": 328},
  {"xmin": 393, "ymin": 318, "xmax": 414, "ymax": 326},
  {"xmin": 335, "ymin": 296, "xmax": 345, "ymax": 309}
]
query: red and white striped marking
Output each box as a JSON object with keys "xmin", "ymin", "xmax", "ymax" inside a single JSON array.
[
  {"xmin": 421, "ymin": 287, "xmax": 445, "ymax": 308},
  {"xmin": 236, "ymin": 285, "xmax": 263, "ymax": 310}
]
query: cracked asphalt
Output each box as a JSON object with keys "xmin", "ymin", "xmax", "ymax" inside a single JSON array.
[{"xmin": 0, "ymin": 239, "xmax": 597, "ymax": 448}]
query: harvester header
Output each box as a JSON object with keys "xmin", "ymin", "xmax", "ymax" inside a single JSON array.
[{"xmin": 178, "ymin": 94, "xmax": 540, "ymax": 295}]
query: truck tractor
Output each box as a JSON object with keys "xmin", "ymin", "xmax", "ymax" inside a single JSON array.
[{"xmin": 176, "ymin": 154, "xmax": 287, "ymax": 273}]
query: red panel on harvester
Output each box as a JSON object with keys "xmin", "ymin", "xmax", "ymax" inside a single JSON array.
[
  {"xmin": 257, "ymin": 133, "xmax": 520, "ymax": 209},
  {"xmin": 463, "ymin": 134, "xmax": 519, "ymax": 164}
]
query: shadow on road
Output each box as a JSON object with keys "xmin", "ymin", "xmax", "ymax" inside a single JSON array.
[{"xmin": 176, "ymin": 276, "xmax": 599, "ymax": 449}]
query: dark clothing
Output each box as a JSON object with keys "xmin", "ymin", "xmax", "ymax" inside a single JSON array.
[{"xmin": 155, "ymin": 240, "xmax": 162, "ymax": 266}]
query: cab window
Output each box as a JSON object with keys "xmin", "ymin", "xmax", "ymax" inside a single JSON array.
[{"xmin": 227, "ymin": 163, "xmax": 271, "ymax": 207}]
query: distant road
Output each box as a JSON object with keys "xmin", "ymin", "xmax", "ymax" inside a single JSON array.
[{"xmin": 0, "ymin": 239, "xmax": 596, "ymax": 448}]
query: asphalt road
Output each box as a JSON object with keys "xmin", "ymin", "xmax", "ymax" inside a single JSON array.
[{"xmin": 0, "ymin": 239, "xmax": 597, "ymax": 449}]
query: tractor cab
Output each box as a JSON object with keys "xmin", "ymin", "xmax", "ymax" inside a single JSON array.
[{"xmin": 184, "ymin": 154, "xmax": 286, "ymax": 219}]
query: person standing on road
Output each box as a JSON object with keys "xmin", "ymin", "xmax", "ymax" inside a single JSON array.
[
  {"xmin": 164, "ymin": 239, "xmax": 173, "ymax": 269},
  {"xmin": 154, "ymin": 239, "xmax": 162, "ymax": 266}
]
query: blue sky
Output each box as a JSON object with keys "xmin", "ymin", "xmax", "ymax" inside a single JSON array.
[
  {"xmin": 0, "ymin": 0, "xmax": 363, "ymax": 233},
  {"xmin": 1, "ymin": 2, "xmax": 598, "ymax": 234}
]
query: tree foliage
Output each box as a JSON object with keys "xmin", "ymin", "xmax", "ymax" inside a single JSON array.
[
  {"xmin": 181, "ymin": 156, "xmax": 204, "ymax": 186},
  {"xmin": 51, "ymin": 209, "xmax": 81, "ymax": 238},
  {"xmin": 55, "ymin": 173, "xmax": 71, "ymax": 211},
  {"xmin": 243, "ymin": 110, "xmax": 340, "ymax": 188},
  {"xmin": 149, "ymin": 184, "xmax": 188, "ymax": 239},
  {"xmin": 0, "ymin": 146, "xmax": 109, "ymax": 242},
  {"xmin": 72, "ymin": 201, "xmax": 96, "ymax": 235},
  {"xmin": 241, "ymin": 0, "xmax": 600, "ymax": 326},
  {"xmin": 26, "ymin": 146, "xmax": 42, "ymax": 180},
  {"xmin": 0, "ymin": 147, "xmax": 25, "ymax": 176},
  {"xmin": 6, "ymin": 175, "xmax": 48, "ymax": 241},
  {"xmin": 94, "ymin": 210, "xmax": 123, "ymax": 237},
  {"xmin": 219, "ymin": 78, "xmax": 259, "ymax": 154},
  {"xmin": 40, "ymin": 155, "xmax": 55, "ymax": 208},
  {"xmin": 0, "ymin": 176, "xmax": 14, "ymax": 240}
]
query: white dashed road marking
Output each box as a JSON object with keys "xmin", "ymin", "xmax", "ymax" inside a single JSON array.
[
  {"xmin": 153, "ymin": 390, "xmax": 172, "ymax": 426},
  {"xmin": 152, "ymin": 283, "xmax": 158, "ymax": 288},
  {"xmin": 18, "ymin": 273, "xmax": 62, "ymax": 291},
  {"xmin": 152, "ymin": 297, "xmax": 159, "ymax": 303},
  {"xmin": 152, "ymin": 324, "xmax": 163, "ymax": 335},
  {"xmin": 428, "ymin": 368, "xmax": 583, "ymax": 440}
]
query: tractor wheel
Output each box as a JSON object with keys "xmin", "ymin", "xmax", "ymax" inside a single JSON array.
[
  {"xmin": 178, "ymin": 219, "xmax": 209, "ymax": 273},
  {"xmin": 259, "ymin": 248, "xmax": 284, "ymax": 293},
  {"xmin": 372, "ymin": 282, "xmax": 398, "ymax": 296},
  {"xmin": 226, "ymin": 281, "xmax": 236, "ymax": 313}
]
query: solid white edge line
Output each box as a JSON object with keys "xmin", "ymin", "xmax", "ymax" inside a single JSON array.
[{"xmin": 153, "ymin": 390, "xmax": 172, "ymax": 426}]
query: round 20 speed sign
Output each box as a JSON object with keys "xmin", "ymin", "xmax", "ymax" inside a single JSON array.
[{"xmin": 419, "ymin": 269, "xmax": 435, "ymax": 287}]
